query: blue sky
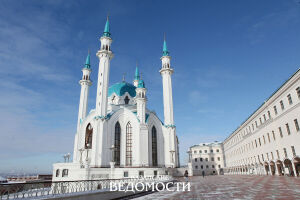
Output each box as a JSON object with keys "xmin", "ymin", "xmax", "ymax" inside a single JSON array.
[{"xmin": 0, "ymin": 0, "xmax": 300, "ymax": 174}]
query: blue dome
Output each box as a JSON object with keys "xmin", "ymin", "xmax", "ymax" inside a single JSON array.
[{"xmin": 108, "ymin": 82, "xmax": 136, "ymax": 97}]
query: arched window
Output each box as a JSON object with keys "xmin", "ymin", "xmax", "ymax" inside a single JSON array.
[
  {"xmin": 85, "ymin": 123, "xmax": 93, "ymax": 149},
  {"xmin": 124, "ymin": 96, "xmax": 129, "ymax": 104},
  {"xmin": 114, "ymin": 122, "xmax": 121, "ymax": 166},
  {"xmin": 55, "ymin": 169, "xmax": 60, "ymax": 177},
  {"xmin": 152, "ymin": 126, "xmax": 158, "ymax": 166},
  {"xmin": 126, "ymin": 122, "xmax": 132, "ymax": 166}
]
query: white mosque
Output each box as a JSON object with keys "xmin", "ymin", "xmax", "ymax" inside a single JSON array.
[{"xmin": 52, "ymin": 18, "xmax": 179, "ymax": 180}]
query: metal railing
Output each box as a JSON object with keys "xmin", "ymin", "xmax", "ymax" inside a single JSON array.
[{"xmin": 0, "ymin": 175, "xmax": 171, "ymax": 199}]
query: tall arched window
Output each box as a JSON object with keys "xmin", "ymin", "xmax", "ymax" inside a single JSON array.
[
  {"xmin": 126, "ymin": 122, "xmax": 132, "ymax": 166},
  {"xmin": 152, "ymin": 126, "xmax": 158, "ymax": 166},
  {"xmin": 124, "ymin": 96, "xmax": 129, "ymax": 104},
  {"xmin": 85, "ymin": 123, "xmax": 93, "ymax": 149},
  {"xmin": 114, "ymin": 122, "xmax": 121, "ymax": 166}
]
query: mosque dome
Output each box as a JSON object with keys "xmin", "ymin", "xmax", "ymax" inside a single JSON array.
[{"xmin": 108, "ymin": 82, "xmax": 136, "ymax": 97}]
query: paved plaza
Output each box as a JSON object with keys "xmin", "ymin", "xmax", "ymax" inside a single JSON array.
[{"xmin": 134, "ymin": 175, "xmax": 300, "ymax": 200}]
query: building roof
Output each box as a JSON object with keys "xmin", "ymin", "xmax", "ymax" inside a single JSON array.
[{"xmin": 108, "ymin": 82, "xmax": 136, "ymax": 97}]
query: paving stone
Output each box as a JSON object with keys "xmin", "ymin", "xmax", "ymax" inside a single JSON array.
[{"xmin": 134, "ymin": 175, "xmax": 300, "ymax": 200}]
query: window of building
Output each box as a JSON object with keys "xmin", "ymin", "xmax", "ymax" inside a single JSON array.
[
  {"xmin": 55, "ymin": 169, "xmax": 60, "ymax": 177},
  {"xmin": 266, "ymin": 153, "xmax": 269, "ymax": 160},
  {"xmin": 200, "ymin": 150, "xmax": 202, "ymax": 153},
  {"xmin": 263, "ymin": 136, "xmax": 266, "ymax": 144},
  {"xmin": 124, "ymin": 96, "xmax": 130, "ymax": 104},
  {"xmin": 218, "ymin": 165, "xmax": 221, "ymax": 168},
  {"xmin": 276, "ymin": 150, "xmax": 280, "ymax": 159},
  {"xmin": 268, "ymin": 111, "xmax": 271, "ymax": 119},
  {"xmin": 286, "ymin": 123, "xmax": 291, "ymax": 135},
  {"xmin": 206, "ymin": 165, "xmax": 209, "ymax": 169},
  {"xmin": 261, "ymin": 154, "xmax": 264, "ymax": 161},
  {"xmin": 294, "ymin": 119, "xmax": 300, "ymax": 132},
  {"xmin": 212, "ymin": 165, "xmax": 215, "ymax": 168},
  {"xmin": 126, "ymin": 122, "xmax": 133, "ymax": 166},
  {"xmin": 283, "ymin": 148, "xmax": 287, "ymax": 157},
  {"xmin": 291, "ymin": 146, "xmax": 296, "ymax": 157},
  {"xmin": 62, "ymin": 169, "xmax": 68, "ymax": 177},
  {"xmin": 210, "ymin": 150, "xmax": 213, "ymax": 153},
  {"xmin": 271, "ymin": 152, "xmax": 274, "ymax": 160},
  {"xmin": 296, "ymin": 87, "xmax": 300, "ymax": 99},
  {"xmin": 139, "ymin": 171, "xmax": 144, "ymax": 177},
  {"xmin": 274, "ymin": 106, "xmax": 278, "ymax": 115},
  {"xmin": 152, "ymin": 126, "xmax": 158, "ymax": 166},
  {"xmin": 114, "ymin": 122, "xmax": 121, "ymax": 166},
  {"xmin": 205, "ymin": 150, "xmax": 207, "ymax": 153},
  {"xmin": 287, "ymin": 94, "xmax": 293, "ymax": 105},
  {"xmin": 252, "ymin": 124, "xmax": 254, "ymax": 130},
  {"xmin": 255, "ymin": 121, "xmax": 258, "ymax": 127},
  {"xmin": 200, "ymin": 158, "xmax": 203, "ymax": 162},
  {"xmin": 85, "ymin": 123, "xmax": 93, "ymax": 149},
  {"xmin": 280, "ymin": 100, "xmax": 284, "ymax": 110},
  {"xmin": 124, "ymin": 171, "xmax": 129, "ymax": 177},
  {"xmin": 211, "ymin": 157, "xmax": 214, "ymax": 161},
  {"xmin": 259, "ymin": 118, "xmax": 262, "ymax": 124},
  {"xmin": 258, "ymin": 138, "xmax": 261, "ymax": 146},
  {"xmin": 263, "ymin": 114, "xmax": 266, "ymax": 121},
  {"xmin": 201, "ymin": 165, "xmax": 203, "ymax": 169},
  {"xmin": 194, "ymin": 151, "xmax": 196, "ymax": 154},
  {"xmin": 216, "ymin": 149, "xmax": 219, "ymax": 152},
  {"xmin": 195, "ymin": 165, "xmax": 198, "ymax": 169},
  {"xmin": 195, "ymin": 158, "xmax": 197, "ymax": 162},
  {"xmin": 279, "ymin": 127, "xmax": 283, "ymax": 138},
  {"xmin": 272, "ymin": 131, "xmax": 276, "ymax": 140},
  {"xmin": 154, "ymin": 171, "xmax": 157, "ymax": 176},
  {"xmin": 205, "ymin": 158, "xmax": 208, "ymax": 161},
  {"xmin": 218, "ymin": 157, "xmax": 220, "ymax": 161},
  {"xmin": 267, "ymin": 133, "xmax": 270, "ymax": 143},
  {"xmin": 255, "ymin": 139, "xmax": 258, "ymax": 147}
]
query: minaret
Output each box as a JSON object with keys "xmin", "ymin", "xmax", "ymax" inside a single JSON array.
[
  {"xmin": 95, "ymin": 17, "xmax": 114, "ymax": 117},
  {"xmin": 159, "ymin": 38, "xmax": 174, "ymax": 126},
  {"xmin": 133, "ymin": 65, "xmax": 140, "ymax": 87},
  {"xmin": 77, "ymin": 52, "xmax": 92, "ymax": 130},
  {"xmin": 135, "ymin": 79, "xmax": 147, "ymax": 124}
]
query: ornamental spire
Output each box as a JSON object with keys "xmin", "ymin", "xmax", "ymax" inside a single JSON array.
[
  {"xmin": 134, "ymin": 62, "xmax": 140, "ymax": 80},
  {"xmin": 162, "ymin": 34, "xmax": 169, "ymax": 56},
  {"xmin": 103, "ymin": 15, "xmax": 111, "ymax": 37},
  {"xmin": 84, "ymin": 51, "xmax": 91, "ymax": 69}
]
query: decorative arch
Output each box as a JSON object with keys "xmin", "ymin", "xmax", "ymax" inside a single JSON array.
[
  {"xmin": 152, "ymin": 126, "xmax": 158, "ymax": 166},
  {"xmin": 114, "ymin": 122, "xmax": 121, "ymax": 166},
  {"xmin": 85, "ymin": 123, "xmax": 93, "ymax": 149},
  {"xmin": 126, "ymin": 122, "xmax": 132, "ymax": 166}
]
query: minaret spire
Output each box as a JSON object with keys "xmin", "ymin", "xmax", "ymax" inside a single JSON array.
[
  {"xmin": 103, "ymin": 15, "xmax": 111, "ymax": 37},
  {"xmin": 133, "ymin": 61, "xmax": 140, "ymax": 87},
  {"xmin": 77, "ymin": 51, "xmax": 92, "ymax": 130},
  {"xmin": 163, "ymin": 34, "xmax": 169, "ymax": 56},
  {"xmin": 96, "ymin": 17, "xmax": 114, "ymax": 117}
]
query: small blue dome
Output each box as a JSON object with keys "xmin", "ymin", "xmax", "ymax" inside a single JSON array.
[{"xmin": 108, "ymin": 82, "xmax": 136, "ymax": 97}]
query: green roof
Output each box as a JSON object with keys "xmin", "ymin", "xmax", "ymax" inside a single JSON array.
[
  {"xmin": 134, "ymin": 66, "xmax": 140, "ymax": 80},
  {"xmin": 108, "ymin": 82, "xmax": 136, "ymax": 97},
  {"xmin": 163, "ymin": 39, "xmax": 169, "ymax": 56},
  {"xmin": 84, "ymin": 53, "xmax": 91, "ymax": 69},
  {"xmin": 103, "ymin": 18, "xmax": 111, "ymax": 37}
]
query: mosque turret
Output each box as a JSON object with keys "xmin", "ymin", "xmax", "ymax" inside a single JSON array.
[
  {"xmin": 135, "ymin": 79, "xmax": 147, "ymax": 124},
  {"xmin": 77, "ymin": 52, "xmax": 92, "ymax": 131},
  {"xmin": 160, "ymin": 37, "xmax": 174, "ymax": 126},
  {"xmin": 133, "ymin": 65, "xmax": 140, "ymax": 87},
  {"xmin": 95, "ymin": 16, "xmax": 114, "ymax": 117}
]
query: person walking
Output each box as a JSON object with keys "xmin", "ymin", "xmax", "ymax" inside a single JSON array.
[
  {"xmin": 184, "ymin": 170, "xmax": 189, "ymax": 182},
  {"xmin": 202, "ymin": 170, "xmax": 205, "ymax": 178}
]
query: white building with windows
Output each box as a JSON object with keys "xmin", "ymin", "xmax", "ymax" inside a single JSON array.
[
  {"xmin": 188, "ymin": 142, "xmax": 225, "ymax": 176},
  {"xmin": 52, "ymin": 18, "xmax": 179, "ymax": 181},
  {"xmin": 223, "ymin": 69, "xmax": 300, "ymax": 177}
]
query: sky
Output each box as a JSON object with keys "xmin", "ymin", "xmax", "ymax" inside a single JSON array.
[{"xmin": 0, "ymin": 0, "xmax": 300, "ymax": 174}]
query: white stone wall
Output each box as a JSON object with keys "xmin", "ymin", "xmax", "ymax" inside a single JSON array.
[{"xmin": 223, "ymin": 69, "xmax": 300, "ymax": 176}]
